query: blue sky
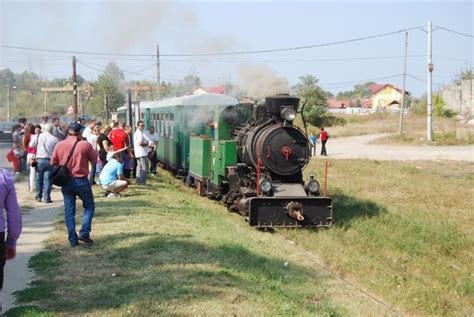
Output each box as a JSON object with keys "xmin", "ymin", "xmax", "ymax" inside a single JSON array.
[{"xmin": 0, "ymin": 0, "xmax": 472, "ymax": 97}]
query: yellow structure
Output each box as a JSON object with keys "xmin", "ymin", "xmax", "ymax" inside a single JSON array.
[{"xmin": 370, "ymin": 84, "xmax": 403, "ymax": 110}]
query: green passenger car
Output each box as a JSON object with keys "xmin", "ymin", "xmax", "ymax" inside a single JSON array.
[{"xmin": 144, "ymin": 94, "xmax": 239, "ymax": 177}]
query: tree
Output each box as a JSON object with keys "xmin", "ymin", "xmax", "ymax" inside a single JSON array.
[
  {"xmin": 291, "ymin": 75, "xmax": 328, "ymax": 127},
  {"xmin": 336, "ymin": 82, "xmax": 374, "ymax": 100},
  {"xmin": 0, "ymin": 68, "xmax": 16, "ymax": 87},
  {"xmin": 179, "ymin": 75, "xmax": 201, "ymax": 95},
  {"xmin": 453, "ymin": 67, "xmax": 473, "ymax": 85},
  {"xmin": 89, "ymin": 62, "xmax": 126, "ymax": 116},
  {"xmin": 433, "ymin": 93, "xmax": 456, "ymax": 118}
]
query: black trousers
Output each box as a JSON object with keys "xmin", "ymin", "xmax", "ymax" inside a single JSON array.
[
  {"xmin": 321, "ymin": 140, "xmax": 327, "ymax": 156},
  {"xmin": 0, "ymin": 232, "xmax": 5, "ymax": 290}
]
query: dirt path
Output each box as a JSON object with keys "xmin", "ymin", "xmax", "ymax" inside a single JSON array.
[
  {"xmin": 314, "ymin": 133, "xmax": 474, "ymax": 161},
  {"xmin": 2, "ymin": 181, "xmax": 62, "ymax": 313}
]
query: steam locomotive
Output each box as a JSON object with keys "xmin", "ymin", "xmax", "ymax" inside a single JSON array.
[{"xmin": 118, "ymin": 93, "xmax": 332, "ymax": 228}]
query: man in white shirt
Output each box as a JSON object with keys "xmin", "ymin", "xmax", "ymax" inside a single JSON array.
[
  {"xmin": 145, "ymin": 125, "xmax": 160, "ymax": 175},
  {"xmin": 82, "ymin": 119, "xmax": 96, "ymax": 140},
  {"xmin": 40, "ymin": 116, "xmax": 49, "ymax": 130},
  {"xmin": 133, "ymin": 121, "xmax": 150, "ymax": 185},
  {"xmin": 87, "ymin": 126, "xmax": 100, "ymax": 185},
  {"xmin": 29, "ymin": 124, "xmax": 59, "ymax": 203}
]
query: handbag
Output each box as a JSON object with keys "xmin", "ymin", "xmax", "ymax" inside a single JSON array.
[
  {"xmin": 52, "ymin": 140, "xmax": 80, "ymax": 187},
  {"xmin": 31, "ymin": 134, "xmax": 40, "ymax": 168}
]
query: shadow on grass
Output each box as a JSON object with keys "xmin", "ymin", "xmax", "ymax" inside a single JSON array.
[
  {"xmin": 331, "ymin": 192, "xmax": 387, "ymax": 228},
  {"xmin": 9, "ymin": 232, "xmax": 340, "ymax": 316}
]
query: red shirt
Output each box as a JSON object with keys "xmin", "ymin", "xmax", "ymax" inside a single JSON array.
[
  {"xmin": 109, "ymin": 128, "xmax": 129, "ymax": 151},
  {"xmin": 51, "ymin": 135, "xmax": 97, "ymax": 178},
  {"xmin": 319, "ymin": 131, "xmax": 328, "ymax": 141}
]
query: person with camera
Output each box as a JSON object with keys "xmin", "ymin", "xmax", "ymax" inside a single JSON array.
[
  {"xmin": 29, "ymin": 124, "xmax": 58, "ymax": 203},
  {"xmin": 51, "ymin": 123, "xmax": 97, "ymax": 247}
]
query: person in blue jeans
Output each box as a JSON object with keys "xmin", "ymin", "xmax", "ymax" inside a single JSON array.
[
  {"xmin": 29, "ymin": 124, "xmax": 59, "ymax": 203},
  {"xmin": 51, "ymin": 123, "xmax": 98, "ymax": 247},
  {"xmin": 35, "ymin": 159, "xmax": 53, "ymax": 202},
  {"xmin": 61, "ymin": 178, "xmax": 95, "ymax": 246}
]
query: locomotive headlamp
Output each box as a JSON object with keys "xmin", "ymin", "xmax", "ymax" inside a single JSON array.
[
  {"xmin": 307, "ymin": 179, "xmax": 320, "ymax": 194},
  {"xmin": 281, "ymin": 107, "xmax": 296, "ymax": 121},
  {"xmin": 260, "ymin": 179, "xmax": 272, "ymax": 193}
]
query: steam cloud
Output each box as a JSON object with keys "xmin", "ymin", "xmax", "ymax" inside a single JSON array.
[{"xmin": 235, "ymin": 64, "xmax": 289, "ymax": 99}]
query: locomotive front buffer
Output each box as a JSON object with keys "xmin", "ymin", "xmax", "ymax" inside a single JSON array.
[{"xmin": 248, "ymin": 196, "xmax": 333, "ymax": 228}]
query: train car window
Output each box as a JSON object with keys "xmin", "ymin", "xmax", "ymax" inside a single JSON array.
[
  {"xmin": 160, "ymin": 113, "xmax": 165, "ymax": 135},
  {"xmin": 164, "ymin": 113, "xmax": 169, "ymax": 138},
  {"xmin": 170, "ymin": 113, "xmax": 174, "ymax": 139}
]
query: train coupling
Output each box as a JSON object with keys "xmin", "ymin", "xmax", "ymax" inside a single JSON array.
[{"xmin": 286, "ymin": 201, "xmax": 304, "ymax": 221}]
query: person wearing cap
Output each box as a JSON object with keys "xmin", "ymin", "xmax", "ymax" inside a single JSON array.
[
  {"xmin": 29, "ymin": 124, "xmax": 59, "ymax": 203},
  {"xmin": 99, "ymin": 149, "xmax": 129, "ymax": 198},
  {"xmin": 51, "ymin": 122, "xmax": 98, "ymax": 247}
]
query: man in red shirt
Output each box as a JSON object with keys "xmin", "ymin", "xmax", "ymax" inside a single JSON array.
[
  {"xmin": 109, "ymin": 122, "xmax": 134, "ymax": 178},
  {"xmin": 51, "ymin": 122, "xmax": 98, "ymax": 247},
  {"xmin": 319, "ymin": 127, "xmax": 329, "ymax": 156}
]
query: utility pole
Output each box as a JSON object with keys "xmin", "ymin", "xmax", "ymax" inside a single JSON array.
[
  {"xmin": 72, "ymin": 56, "xmax": 78, "ymax": 115},
  {"xmin": 427, "ymin": 21, "xmax": 434, "ymax": 141},
  {"xmin": 127, "ymin": 89, "xmax": 133, "ymax": 127},
  {"xmin": 6, "ymin": 86, "xmax": 10, "ymax": 122},
  {"xmin": 104, "ymin": 94, "xmax": 109, "ymax": 124},
  {"xmin": 156, "ymin": 44, "xmax": 160, "ymax": 99},
  {"xmin": 399, "ymin": 32, "xmax": 408, "ymax": 135}
]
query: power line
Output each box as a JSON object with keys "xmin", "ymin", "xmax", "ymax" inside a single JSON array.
[
  {"xmin": 320, "ymin": 74, "xmax": 401, "ymax": 88},
  {"xmin": 435, "ymin": 25, "xmax": 474, "ymax": 38},
  {"xmin": 160, "ymin": 55, "xmax": 427, "ymax": 63},
  {"xmin": 76, "ymin": 59, "xmax": 180, "ymax": 82},
  {"xmin": 161, "ymin": 27, "xmax": 423, "ymax": 56},
  {"xmin": 0, "ymin": 26, "xmax": 422, "ymax": 57}
]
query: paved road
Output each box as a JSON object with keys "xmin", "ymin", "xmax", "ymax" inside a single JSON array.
[
  {"xmin": 314, "ymin": 133, "xmax": 474, "ymax": 161},
  {"xmin": 2, "ymin": 179, "xmax": 62, "ymax": 313},
  {"xmin": 0, "ymin": 143, "xmax": 12, "ymax": 170}
]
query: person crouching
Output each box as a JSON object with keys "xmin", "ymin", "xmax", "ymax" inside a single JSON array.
[{"xmin": 99, "ymin": 149, "xmax": 129, "ymax": 198}]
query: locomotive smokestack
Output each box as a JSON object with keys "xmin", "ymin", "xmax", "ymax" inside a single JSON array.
[{"xmin": 264, "ymin": 94, "xmax": 300, "ymax": 116}]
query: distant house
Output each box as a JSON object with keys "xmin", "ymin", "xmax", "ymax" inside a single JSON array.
[
  {"xmin": 193, "ymin": 86, "xmax": 225, "ymax": 95},
  {"xmin": 328, "ymin": 98, "xmax": 372, "ymax": 109},
  {"xmin": 328, "ymin": 99, "xmax": 350, "ymax": 109},
  {"xmin": 368, "ymin": 83, "xmax": 403, "ymax": 110}
]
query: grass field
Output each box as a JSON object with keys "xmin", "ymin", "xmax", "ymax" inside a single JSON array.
[
  {"xmin": 290, "ymin": 159, "xmax": 473, "ymax": 315},
  {"xmin": 8, "ymin": 173, "xmax": 395, "ymax": 316},
  {"xmin": 7, "ymin": 160, "xmax": 473, "ymax": 316}
]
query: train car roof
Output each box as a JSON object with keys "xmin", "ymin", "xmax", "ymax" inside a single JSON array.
[{"xmin": 116, "ymin": 93, "xmax": 238, "ymax": 112}]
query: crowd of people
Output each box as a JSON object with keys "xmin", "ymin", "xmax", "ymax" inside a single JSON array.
[{"xmin": 5, "ymin": 116, "xmax": 159, "ymax": 247}]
